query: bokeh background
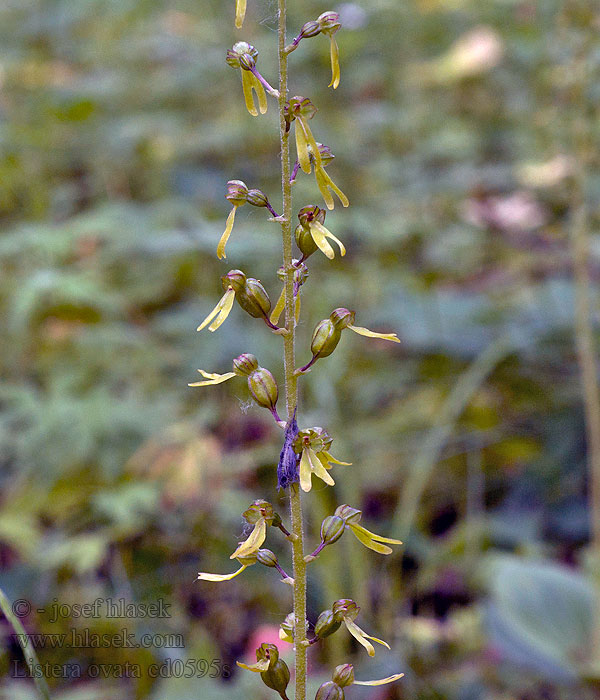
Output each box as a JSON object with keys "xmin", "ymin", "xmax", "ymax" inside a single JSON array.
[{"xmin": 1, "ymin": 0, "xmax": 599, "ymax": 698}]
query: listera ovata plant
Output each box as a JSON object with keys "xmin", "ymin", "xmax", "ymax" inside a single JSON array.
[{"xmin": 192, "ymin": 3, "xmax": 404, "ymax": 699}]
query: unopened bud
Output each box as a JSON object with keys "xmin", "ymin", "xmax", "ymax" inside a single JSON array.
[
  {"xmin": 330, "ymin": 307, "xmax": 355, "ymax": 330},
  {"xmin": 320, "ymin": 515, "xmax": 346, "ymax": 545},
  {"xmin": 225, "ymin": 179, "xmax": 249, "ymax": 205},
  {"xmin": 246, "ymin": 189, "xmax": 270, "ymax": 207},
  {"xmin": 295, "ymin": 224, "xmax": 318, "ymax": 258},
  {"xmin": 310, "ymin": 318, "xmax": 341, "ymax": 360},
  {"xmin": 248, "ymin": 368, "xmax": 279, "ymax": 410},
  {"xmin": 233, "ymin": 353, "xmax": 259, "ymax": 377},
  {"xmin": 256, "ymin": 548, "xmax": 279, "ymax": 568},
  {"xmin": 237, "ymin": 278, "xmax": 272, "ymax": 319},
  {"xmin": 318, "ymin": 11, "xmax": 341, "ymax": 34},
  {"xmin": 222, "ymin": 269, "xmax": 247, "ymax": 293},
  {"xmin": 299, "ymin": 20, "xmax": 321, "ymax": 39},
  {"xmin": 316, "ymin": 681, "xmax": 345, "ymax": 700},
  {"xmin": 261, "ymin": 657, "xmax": 290, "ymax": 698},
  {"xmin": 314, "ymin": 609, "xmax": 342, "ymax": 639},
  {"xmin": 332, "ymin": 664, "xmax": 354, "ymax": 688}
]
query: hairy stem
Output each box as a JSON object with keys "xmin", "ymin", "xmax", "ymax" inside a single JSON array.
[{"xmin": 278, "ymin": 1, "xmax": 307, "ymax": 698}]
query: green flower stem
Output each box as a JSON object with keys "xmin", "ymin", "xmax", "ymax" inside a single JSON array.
[
  {"xmin": 0, "ymin": 586, "xmax": 51, "ymax": 700},
  {"xmin": 278, "ymin": 2, "xmax": 308, "ymax": 700}
]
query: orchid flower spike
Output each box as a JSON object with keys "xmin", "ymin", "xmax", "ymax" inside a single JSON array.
[
  {"xmin": 294, "ymin": 427, "xmax": 351, "ymax": 493},
  {"xmin": 295, "ymin": 205, "xmax": 345, "ymax": 260}
]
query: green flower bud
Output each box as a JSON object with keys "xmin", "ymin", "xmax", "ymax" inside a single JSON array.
[
  {"xmin": 237, "ymin": 278, "xmax": 272, "ymax": 319},
  {"xmin": 314, "ymin": 609, "xmax": 342, "ymax": 639},
  {"xmin": 295, "ymin": 223, "xmax": 318, "ymax": 258},
  {"xmin": 318, "ymin": 11, "xmax": 341, "ymax": 35},
  {"xmin": 222, "ymin": 269, "xmax": 247, "ymax": 293},
  {"xmin": 226, "ymin": 41, "xmax": 259, "ymax": 69},
  {"xmin": 332, "ymin": 599, "xmax": 359, "ymax": 622},
  {"xmin": 233, "ymin": 353, "xmax": 259, "ymax": 377},
  {"xmin": 334, "ymin": 504, "xmax": 362, "ymax": 524},
  {"xmin": 246, "ymin": 188, "xmax": 270, "ymax": 207},
  {"xmin": 320, "ymin": 515, "xmax": 346, "ymax": 545},
  {"xmin": 330, "ymin": 307, "xmax": 355, "ymax": 330},
  {"xmin": 299, "ymin": 20, "xmax": 321, "ymax": 39},
  {"xmin": 256, "ymin": 548, "xmax": 279, "ymax": 567},
  {"xmin": 332, "ymin": 664, "xmax": 354, "ymax": 688},
  {"xmin": 225, "ymin": 179, "xmax": 249, "ymax": 205},
  {"xmin": 315, "ymin": 681, "xmax": 345, "ymax": 700},
  {"xmin": 310, "ymin": 318, "xmax": 341, "ymax": 360},
  {"xmin": 248, "ymin": 367, "xmax": 279, "ymax": 410},
  {"xmin": 261, "ymin": 658, "xmax": 290, "ymax": 699}
]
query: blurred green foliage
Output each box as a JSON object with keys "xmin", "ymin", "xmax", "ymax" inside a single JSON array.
[{"xmin": 0, "ymin": 0, "xmax": 599, "ymax": 698}]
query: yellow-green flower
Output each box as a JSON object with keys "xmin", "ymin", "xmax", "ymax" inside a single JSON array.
[
  {"xmin": 234, "ymin": 0, "xmax": 246, "ymax": 29},
  {"xmin": 331, "ymin": 663, "xmax": 404, "ymax": 688},
  {"xmin": 294, "ymin": 427, "xmax": 351, "ymax": 492},
  {"xmin": 285, "ymin": 97, "xmax": 323, "ymax": 176},
  {"xmin": 331, "ymin": 599, "xmax": 390, "ymax": 657},
  {"xmin": 298, "ymin": 308, "xmax": 400, "ymax": 373},
  {"xmin": 269, "ymin": 261, "xmax": 307, "ymax": 326},
  {"xmin": 197, "ymin": 552, "xmax": 257, "ymax": 582},
  {"xmin": 196, "ymin": 286, "xmax": 236, "ymax": 332},
  {"xmin": 315, "ymin": 163, "xmax": 349, "ymax": 210},
  {"xmin": 237, "ymin": 643, "xmax": 291, "ymax": 700},
  {"xmin": 317, "ymin": 12, "xmax": 342, "ymax": 89},
  {"xmin": 229, "ymin": 499, "xmax": 280, "ymax": 560},
  {"xmin": 230, "ymin": 513, "xmax": 267, "ymax": 560},
  {"xmin": 335, "ymin": 504, "xmax": 402, "ymax": 554},
  {"xmin": 296, "ymin": 205, "xmax": 345, "ymax": 260},
  {"xmin": 226, "ymin": 42, "xmax": 268, "ymax": 116},
  {"xmin": 279, "ymin": 612, "xmax": 295, "ymax": 644},
  {"xmin": 188, "ymin": 369, "xmax": 237, "ymax": 387}
]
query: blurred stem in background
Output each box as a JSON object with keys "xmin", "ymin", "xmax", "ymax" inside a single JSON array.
[
  {"xmin": 566, "ymin": 15, "xmax": 600, "ymax": 667},
  {"xmin": 0, "ymin": 586, "xmax": 51, "ymax": 700}
]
